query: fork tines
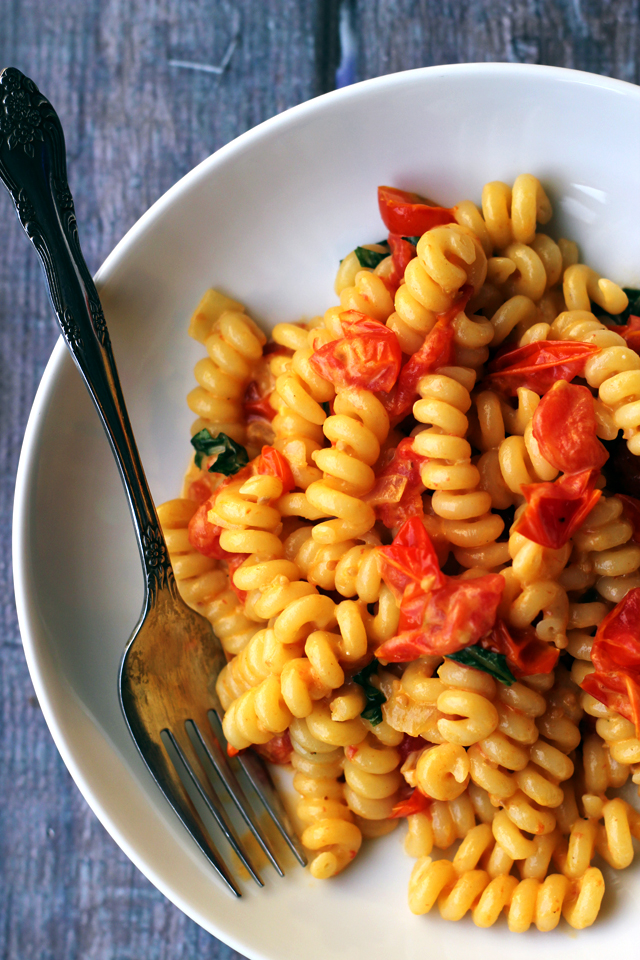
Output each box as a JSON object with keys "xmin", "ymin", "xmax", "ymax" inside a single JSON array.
[{"xmin": 159, "ymin": 710, "xmax": 306, "ymax": 896}]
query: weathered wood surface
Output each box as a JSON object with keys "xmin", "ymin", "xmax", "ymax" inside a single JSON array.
[{"xmin": 0, "ymin": 2, "xmax": 639, "ymax": 957}]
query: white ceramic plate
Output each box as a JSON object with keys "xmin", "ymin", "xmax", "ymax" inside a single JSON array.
[{"xmin": 14, "ymin": 63, "xmax": 640, "ymax": 960}]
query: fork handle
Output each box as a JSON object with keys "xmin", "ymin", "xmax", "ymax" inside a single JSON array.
[{"xmin": 0, "ymin": 67, "xmax": 171, "ymax": 601}]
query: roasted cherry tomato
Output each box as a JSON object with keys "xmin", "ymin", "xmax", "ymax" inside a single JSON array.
[
  {"xmin": 486, "ymin": 340, "xmax": 600, "ymax": 396},
  {"xmin": 386, "ymin": 233, "xmax": 417, "ymax": 289},
  {"xmin": 532, "ymin": 380, "xmax": 608, "ymax": 475},
  {"xmin": 483, "ymin": 618, "xmax": 559, "ymax": 677},
  {"xmin": 186, "ymin": 477, "xmax": 215, "ymax": 504},
  {"xmin": 514, "ymin": 469, "xmax": 601, "ymax": 549},
  {"xmin": 384, "ymin": 288, "xmax": 472, "ymax": 419},
  {"xmin": 226, "ymin": 553, "xmax": 248, "ymax": 603},
  {"xmin": 378, "ymin": 186, "xmax": 455, "ymax": 236},
  {"xmin": 188, "ymin": 499, "xmax": 227, "ymax": 558},
  {"xmin": 397, "ymin": 734, "xmax": 429, "ymax": 763},
  {"xmin": 610, "ymin": 314, "xmax": 640, "ymax": 353},
  {"xmin": 243, "ymin": 380, "xmax": 276, "ymax": 423},
  {"xmin": 377, "ymin": 515, "xmax": 445, "ymax": 600},
  {"xmin": 580, "ymin": 588, "xmax": 640, "ymax": 734},
  {"xmin": 257, "ymin": 445, "xmax": 295, "ymax": 494},
  {"xmin": 254, "ymin": 730, "xmax": 293, "ymax": 765},
  {"xmin": 365, "ymin": 438, "xmax": 426, "ymax": 528},
  {"xmin": 310, "ymin": 311, "xmax": 402, "ymax": 393},
  {"xmin": 375, "ymin": 518, "xmax": 504, "ymax": 662},
  {"xmin": 389, "ymin": 787, "xmax": 431, "ymax": 819}
]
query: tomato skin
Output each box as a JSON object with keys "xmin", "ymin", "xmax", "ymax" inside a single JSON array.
[
  {"xmin": 187, "ymin": 478, "xmax": 215, "ymax": 504},
  {"xmin": 254, "ymin": 730, "xmax": 293, "ymax": 765},
  {"xmin": 609, "ymin": 314, "xmax": 640, "ymax": 353},
  {"xmin": 398, "ymin": 734, "xmax": 429, "ymax": 763},
  {"xmin": 580, "ymin": 588, "xmax": 640, "ymax": 734},
  {"xmin": 386, "ymin": 233, "xmax": 417, "ymax": 289},
  {"xmin": 514, "ymin": 469, "xmax": 601, "ymax": 549},
  {"xmin": 243, "ymin": 380, "xmax": 276, "ymax": 423},
  {"xmin": 188, "ymin": 499, "xmax": 227, "ymax": 558},
  {"xmin": 389, "ymin": 787, "xmax": 431, "ymax": 819},
  {"xmin": 377, "ymin": 515, "xmax": 445, "ymax": 601},
  {"xmin": 384, "ymin": 287, "xmax": 471, "ymax": 419},
  {"xmin": 377, "ymin": 574, "xmax": 504, "ymax": 662},
  {"xmin": 486, "ymin": 340, "xmax": 600, "ymax": 396},
  {"xmin": 367, "ymin": 438, "xmax": 426, "ymax": 529},
  {"xmin": 375, "ymin": 517, "xmax": 504, "ymax": 662},
  {"xmin": 483, "ymin": 618, "xmax": 559, "ymax": 677},
  {"xmin": 257, "ymin": 445, "xmax": 295, "ymax": 494},
  {"xmin": 532, "ymin": 380, "xmax": 608, "ymax": 475},
  {"xmin": 378, "ymin": 186, "xmax": 455, "ymax": 236},
  {"xmin": 309, "ymin": 311, "xmax": 402, "ymax": 393}
]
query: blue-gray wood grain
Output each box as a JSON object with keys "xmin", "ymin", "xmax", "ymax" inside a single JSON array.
[{"xmin": 1, "ymin": 2, "xmax": 639, "ymax": 958}]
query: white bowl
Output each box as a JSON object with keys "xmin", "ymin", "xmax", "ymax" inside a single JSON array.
[{"xmin": 14, "ymin": 63, "xmax": 640, "ymax": 960}]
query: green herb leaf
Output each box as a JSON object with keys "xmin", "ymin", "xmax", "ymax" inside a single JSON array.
[
  {"xmin": 401, "ymin": 236, "xmax": 421, "ymax": 245},
  {"xmin": 352, "ymin": 658, "xmax": 386, "ymax": 725},
  {"xmin": 354, "ymin": 246, "xmax": 389, "ymax": 269},
  {"xmin": 592, "ymin": 287, "xmax": 640, "ymax": 325},
  {"xmin": 190, "ymin": 429, "xmax": 249, "ymax": 475},
  {"xmin": 447, "ymin": 646, "xmax": 515, "ymax": 686}
]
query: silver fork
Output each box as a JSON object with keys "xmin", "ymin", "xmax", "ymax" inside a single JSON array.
[{"xmin": 0, "ymin": 66, "xmax": 306, "ymax": 897}]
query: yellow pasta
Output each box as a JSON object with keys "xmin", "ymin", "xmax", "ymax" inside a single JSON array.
[{"xmin": 168, "ymin": 172, "xmax": 640, "ymax": 932}]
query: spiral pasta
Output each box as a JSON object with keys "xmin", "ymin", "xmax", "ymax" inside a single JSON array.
[
  {"xmin": 305, "ymin": 388, "xmax": 388, "ymax": 543},
  {"xmin": 210, "ymin": 473, "xmax": 313, "ymax": 621},
  {"xmin": 157, "ymin": 498, "xmax": 258, "ymax": 655},
  {"xmin": 413, "ymin": 367, "xmax": 505, "ymax": 560},
  {"xmin": 268, "ymin": 322, "xmax": 332, "ymax": 490},
  {"xmin": 187, "ymin": 291, "xmax": 266, "ymax": 445},
  {"xmin": 290, "ymin": 718, "xmax": 362, "ymax": 877},
  {"xmin": 170, "ymin": 173, "xmax": 640, "ymax": 931}
]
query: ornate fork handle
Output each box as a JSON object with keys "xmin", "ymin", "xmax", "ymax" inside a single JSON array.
[{"xmin": 0, "ymin": 67, "xmax": 171, "ymax": 601}]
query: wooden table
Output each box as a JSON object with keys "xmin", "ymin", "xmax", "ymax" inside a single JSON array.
[{"xmin": 1, "ymin": 2, "xmax": 638, "ymax": 957}]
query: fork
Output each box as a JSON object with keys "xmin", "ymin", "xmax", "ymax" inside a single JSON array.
[{"xmin": 0, "ymin": 66, "xmax": 306, "ymax": 896}]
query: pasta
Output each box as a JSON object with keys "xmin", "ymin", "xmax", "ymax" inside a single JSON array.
[{"xmin": 162, "ymin": 172, "xmax": 640, "ymax": 932}]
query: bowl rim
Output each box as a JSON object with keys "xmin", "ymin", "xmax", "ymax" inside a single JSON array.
[{"xmin": 12, "ymin": 60, "xmax": 640, "ymax": 952}]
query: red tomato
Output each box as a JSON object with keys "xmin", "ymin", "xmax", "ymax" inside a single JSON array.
[
  {"xmin": 310, "ymin": 311, "xmax": 402, "ymax": 393},
  {"xmin": 580, "ymin": 588, "xmax": 640, "ymax": 734},
  {"xmin": 366, "ymin": 438, "xmax": 426, "ymax": 528},
  {"xmin": 377, "ymin": 515, "xmax": 445, "ymax": 601},
  {"xmin": 591, "ymin": 588, "xmax": 640, "ymax": 673},
  {"xmin": 397, "ymin": 734, "xmax": 429, "ymax": 763},
  {"xmin": 384, "ymin": 288, "xmax": 472, "ymax": 419},
  {"xmin": 257, "ymin": 445, "xmax": 295, "ymax": 494},
  {"xmin": 532, "ymin": 380, "xmax": 608, "ymax": 475},
  {"xmin": 618, "ymin": 494, "xmax": 640, "ymax": 543},
  {"xmin": 254, "ymin": 730, "xmax": 293, "ymax": 765},
  {"xmin": 386, "ymin": 233, "xmax": 417, "ymax": 288},
  {"xmin": 389, "ymin": 787, "xmax": 431, "ymax": 819},
  {"xmin": 226, "ymin": 553, "xmax": 248, "ymax": 603},
  {"xmin": 377, "ymin": 574, "xmax": 505, "ymax": 662},
  {"xmin": 609, "ymin": 315, "xmax": 640, "ymax": 353},
  {"xmin": 378, "ymin": 186, "xmax": 455, "ymax": 236},
  {"xmin": 514, "ymin": 469, "xmax": 601, "ymax": 549},
  {"xmin": 376, "ymin": 518, "xmax": 504, "ymax": 662},
  {"xmin": 188, "ymin": 499, "xmax": 227, "ymax": 558},
  {"xmin": 483, "ymin": 618, "xmax": 559, "ymax": 677},
  {"xmin": 243, "ymin": 380, "xmax": 276, "ymax": 423},
  {"xmin": 581, "ymin": 672, "xmax": 640, "ymax": 733},
  {"xmin": 187, "ymin": 478, "xmax": 215, "ymax": 504},
  {"xmin": 486, "ymin": 340, "xmax": 600, "ymax": 396}
]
